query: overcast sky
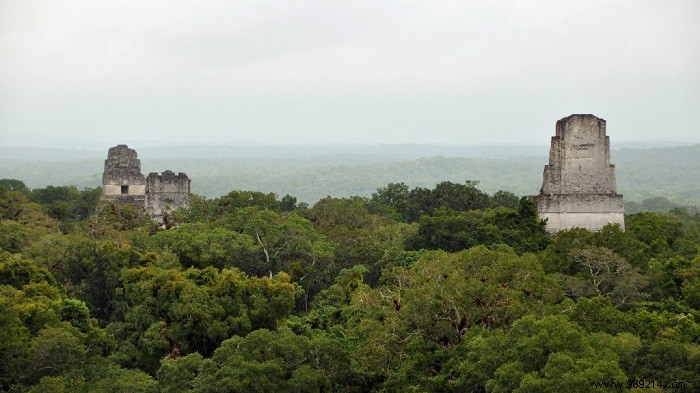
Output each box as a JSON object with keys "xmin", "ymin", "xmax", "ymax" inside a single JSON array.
[{"xmin": 1, "ymin": 0, "xmax": 698, "ymax": 146}]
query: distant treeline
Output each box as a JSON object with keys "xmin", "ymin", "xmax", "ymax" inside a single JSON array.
[{"xmin": 1, "ymin": 144, "xmax": 698, "ymax": 206}]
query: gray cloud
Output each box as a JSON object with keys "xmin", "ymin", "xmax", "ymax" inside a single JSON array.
[{"xmin": 1, "ymin": 0, "xmax": 698, "ymax": 145}]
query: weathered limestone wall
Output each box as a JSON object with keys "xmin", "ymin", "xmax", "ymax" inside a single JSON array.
[
  {"xmin": 100, "ymin": 145, "xmax": 190, "ymax": 219},
  {"xmin": 102, "ymin": 144, "xmax": 146, "ymax": 205},
  {"xmin": 539, "ymin": 212, "xmax": 625, "ymax": 232},
  {"xmin": 537, "ymin": 114, "xmax": 625, "ymax": 232},
  {"xmin": 145, "ymin": 171, "xmax": 191, "ymax": 219},
  {"xmin": 103, "ymin": 184, "xmax": 146, "ymax": 196},
  {"xmin": 538, "ymin": 193, "xmax": 624, "ymax": 232}
]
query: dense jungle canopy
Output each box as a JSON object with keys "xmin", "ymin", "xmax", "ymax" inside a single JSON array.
[{"xmin": 1, "ymin": 178, "xmax": 699, "ymax": 392}]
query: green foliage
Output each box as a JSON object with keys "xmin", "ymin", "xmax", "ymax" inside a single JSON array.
[
  {"xmin": 216, "ymin": 190, "xmax": 281, "ymax": 213},
  {"xmin": 195, "ymin": 327, "xmax": 354, "ymax": 393},
  {"xmin": 0, "ymin": 251, "xmax": 55, "ymax": 287},
  {"xmin": 561, "ymin": 296, "xmax": 700, "ymax": 344},
  {"xmin": 280, "ymin": 194, "xmax": 298, "ymax": 212},
  {"xmin": 646, "ymin": 255, "xmax": 700, "ymax": 307},
  {"xmin": 87, "ymin": 240, "xmax": 141, "ymax": 322},
  {"xmin": 407, "ymin": 197, "xmax": 548, "ymax": 254},
  {"xmin": 308, "ymin": 197, "xmax": 381, "ymax": 229},
  {"xmin": 0, "ymin": 178, "xmax": 30, "ymax": 197},
  {"xmin": 0, "ymin": 263, "xmax": 115, "ymax": 390},
  {"xmin": 491, "ymin": 190, "xmax": 520, "ymax": 208},
  {"xmin": 90, "ymin": 363, "xmax": 159, "ymax": 393},
  {"xmin": 22, "ymin": 233, "xmax": 97, "ymax": 290},
  {"xmin": 633, "ymin": 339, "xmax": 700, "ymax": 388},
  {"xmin": 591, "ymin": 224, "xmax": 648, "ymax": 268},
  {"xmin": 340, "ymin": 247, "xmax": 563, "ymax": 389},
  {"xmin": 0, "ymin": 190, "xmax": 30, "ymax": 220},
  {"xmin": 557, "ymin": 247, "xmax": 649, "ymax": 308},
  {"xmin": 90, "ymin": 202, "xmax": 156, "ymax": 241},
  {"xmin": 156, "ymin": 352, "xmax": 205, "ymax": 392},
  {"xmin": 29, "ymin": 185, "xmax": 101, "ymax": 224},
  {"xmin": 0, "ymin": 220, "xmax": 31, "ymax": 252},
  {"xmin": 370, "ymin": 182, "xmax": 410, "ymax": 220},
  {"xmin": 309, "ymin": 264, "xmax": 370, "ymax": 327},
  {"xmin": 0, "ymin": 286, "xmax": 32, "ymax": 389},
  {"xmin": 27, "ymin": 325, "xmax": 87, "ymax": 382},
  {"xmin": 110, "ymin": 266, "xmax": 301, "ymax": 374},
  {"xmin": 174, "ymin": 194, "xmax": 217, "ymax": 223},
  {"xmin": 434, "ymin": 180, "xmax": 490, "ymax": 211},
  {"xmin": 371, "ymin": 180, "xmax": 494, "ymax": 222},
  {"xmin": 0, "ymin": 188, "xmax": 60, "ymax": 249},
  {"xmin": 442, "ymin": 315, "xmax": 630, "ymax": 392},
  {"xmin": 626, "ymin": 211, "xmax": 700, "ymax": 259},
  {"xmin": 26, "ymin": 375, "xmax": 86, "ymax": 393},
  {"xmin": 148, "ymin": 223, "xmax": 257, "ymax": 270},
  {"xmin": 1, "ymin": 177, "xmax": 699, "ymax": 391}
]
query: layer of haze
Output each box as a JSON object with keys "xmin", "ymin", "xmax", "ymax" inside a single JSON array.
[{"xmin": 1, "ymin": 0, "xmax": 699, "ymax": 146}]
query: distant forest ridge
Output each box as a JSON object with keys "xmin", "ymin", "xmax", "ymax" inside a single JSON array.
[{"xmin": 1, "ymin": 143, "xmax": 698, "ymax": 206}]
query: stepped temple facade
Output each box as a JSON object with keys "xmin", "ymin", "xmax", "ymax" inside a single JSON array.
[{"xmin": 536, "ymin": 114, "xmax": 625, "ymax": 232}]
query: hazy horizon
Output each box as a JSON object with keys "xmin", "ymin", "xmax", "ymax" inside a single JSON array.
[
  {"xmin": 1, "ymin": 132, "xmax": 698, "ymax": 152},
  {"xmin": 2, "ymin": 1, "xmax": 699, "ymax": 147}
]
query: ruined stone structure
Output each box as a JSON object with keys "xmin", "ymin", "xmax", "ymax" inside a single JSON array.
[
  {"xmin": 101, "ymin": 145, "xmax": 190, "ymax": 220},
  {"xmin": 102, "ymin": 145, "xmax": 147, "ymax": 206},
  {"xmin": 145, "ymin": 171, "xmax": 191, "ymax": 217},
  {"xmin": 536, "ymin": 114, "xmax": 625, "ymax": 232}
]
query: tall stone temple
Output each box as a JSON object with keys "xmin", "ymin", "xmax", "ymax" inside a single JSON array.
[
  {"xmin": 101, "ymin": 145, "xmax": 191, "ymax": 221},
  {"xmin": 536, "ymin": 114, "xmax": 625, "ymax": 232}
]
